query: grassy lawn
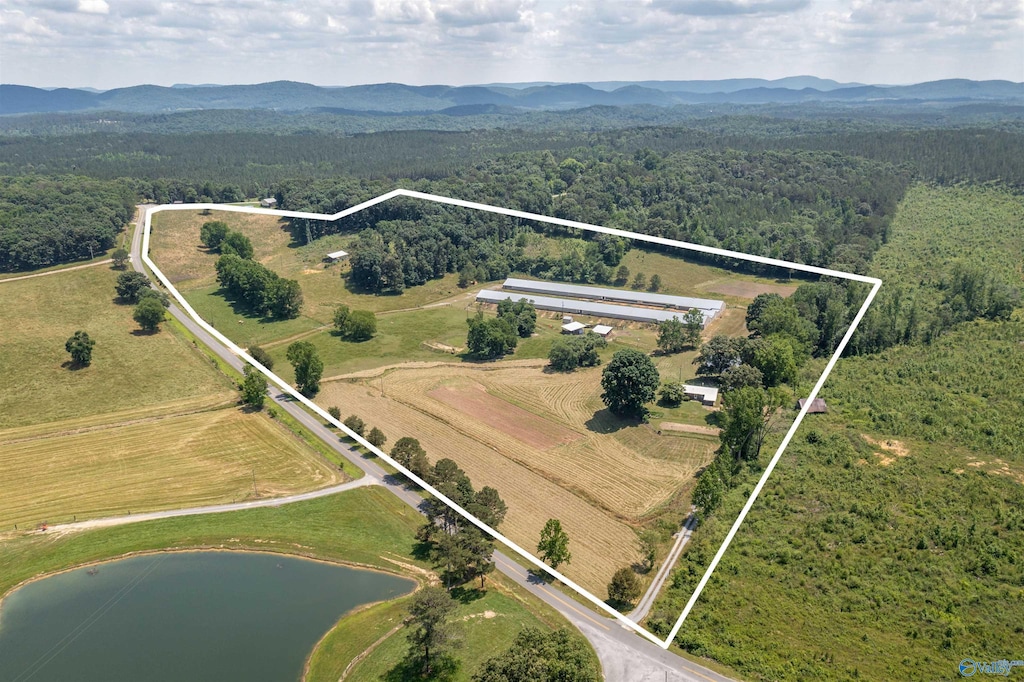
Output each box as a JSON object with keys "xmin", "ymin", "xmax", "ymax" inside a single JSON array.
[
  {"xmin": 0, "ymin": 487, "xmax": 595, "ymax": 680},
  {"xmin": 0, "ymin": 406, "xmax": 344, "ymax": 529},
  {"xmin": 0, "ymin": 265, "xmax": 233, "ymax": 429},
  {"xmin": 339, "ymin": 580, "xmax": 576, "ymax": 682},
  {"xmin": 0, "ymin": 488, "xmax": 425, "ymax": 600},
  {"xmin": 269, "ymin": 306, "xmax": 475, "ymax": 380}
]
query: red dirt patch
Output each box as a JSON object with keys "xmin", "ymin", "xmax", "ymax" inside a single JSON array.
[{"xmin": 428, "ymin": 384, "xmax": 582, "ymax": 450}]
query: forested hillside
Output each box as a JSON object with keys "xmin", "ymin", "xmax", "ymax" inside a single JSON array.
[{"xmin": 650, "ymin": 184, "xmax": 1024, "ymax": 681}]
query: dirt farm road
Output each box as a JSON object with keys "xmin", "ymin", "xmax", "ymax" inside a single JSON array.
[
  {"xmin": 629, "ymin": 514, "xmax": 698, "ymax": 624},
  {"xmin": 69, "ymin": 205, "xmax": 733, "ymax": 682},
  {"xmin": 0, "ymin": 258, "xmax": 113, "ymax": 283}
]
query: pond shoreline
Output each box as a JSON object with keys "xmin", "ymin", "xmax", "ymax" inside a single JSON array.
[{"xmin": 0, "ymin": 545, "xmax": 422, "ymax": 623}]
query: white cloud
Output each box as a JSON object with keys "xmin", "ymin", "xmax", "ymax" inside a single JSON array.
[
  {"xmin": 77, "ymin": 0, "xmax": 109, "ymax": 13},
  {"xmin": 0, "ymin": 0, "xmax": 1020, "ymax": 88}
]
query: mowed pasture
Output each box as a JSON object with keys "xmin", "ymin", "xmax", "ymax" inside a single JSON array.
[
  {"xmin": 149, "ymin": 209, "xmax": 468, "ymax": 327},
  {"xmin": 0, "ymin": 407, "xmax": 343, "ymax": 529},
  {"xmin": 318, "ymin": 363, "xmax": 717, "ymax": 596},
  {"xmin": 0, "ymin": 265, "xmax": 233, "ymax": 430}
]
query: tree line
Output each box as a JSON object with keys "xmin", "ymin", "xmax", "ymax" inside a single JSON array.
[{"xmin": 0, "ymin": 175, "xmax": 136, "ymax": 271}]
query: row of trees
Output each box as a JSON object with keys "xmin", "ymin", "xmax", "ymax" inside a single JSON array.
[{"xmin": 214, "ymin": 253, "xmax": 303, "ymax": 320}]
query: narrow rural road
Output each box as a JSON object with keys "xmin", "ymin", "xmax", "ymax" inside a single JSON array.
[
  {"xmin": 629, "ymin": 514, "xmax": 698, "ymax": 623},
  {"xmin": 47, "ymin": 478, "xmax": 379, "ymax": 532},
  {"xmin": 0, "ymin": 258, "xmax": 113, "ymax": 283},
  {"xmin": 103, "ymin": 205, "xmax": 735, "ymax": 682}
]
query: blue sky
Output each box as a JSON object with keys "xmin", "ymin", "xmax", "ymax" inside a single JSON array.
[{"xmin": 2, "ymin": 0, "xmax": 1021, "ymax": 89}]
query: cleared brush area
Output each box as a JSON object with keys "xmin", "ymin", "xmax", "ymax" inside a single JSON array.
[
  {"xmin": 318, "ymin": 363, "xmax": 717, "ymax": 596},
  {"xmin": 618, "ymin": 248, "xmax": 795, "ymax": 306},
  {"xmin": 0, "ymin": 265, "xmax": 233, "ymax": 430},
  {"xmin": 0, "ymin": 407, "xmax": 343, "ymax": 529}
]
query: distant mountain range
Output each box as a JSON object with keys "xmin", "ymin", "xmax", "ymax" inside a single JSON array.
[{"xmin": 3, "ymin": 78, "xmax": 1021, "ymax": 116}]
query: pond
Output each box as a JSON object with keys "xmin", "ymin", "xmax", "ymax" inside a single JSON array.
[{"xmin": 0, "ymin": 551, "xmax": 415, "ymax": 682}]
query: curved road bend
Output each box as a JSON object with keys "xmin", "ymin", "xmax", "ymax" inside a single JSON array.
[{"xmin": 88, "ymin": 205, "xmax": 733, "ymax": 682}]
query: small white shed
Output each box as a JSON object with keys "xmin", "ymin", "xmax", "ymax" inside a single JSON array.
[
  {"xmin": 592, "ymin": 324, "xmax": 613, "ymax": 337},
  {"xmin": 561, "ymin": 321, "xmax": 586, "ymax": 335},
  {"xmin": 325, "ymin": 250, "xmax": 349, "ymax": 262},
  {"xmin": 260, "ymin": 197, "xmax": 277, "ymax": 208}
]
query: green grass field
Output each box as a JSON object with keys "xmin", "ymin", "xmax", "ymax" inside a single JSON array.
[
  {"xmin": 0, "ymin": 487, "xmax": 594, "ymax": 680},
  {"xmin": 0, "ymin": 265, "xmax": 233, "ymax": 429}
]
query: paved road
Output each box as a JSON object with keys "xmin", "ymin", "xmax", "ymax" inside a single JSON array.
[
  {"xmin": 630, "ymin": 514, "xmax": 698, "ymax": 623},
  {"xmin": 0, "ymin": 258, "xmax": 113, "ymax": 283},
  {"xmin": 122, "ymin": 205, "xmax": 735, "ymax": 682}
]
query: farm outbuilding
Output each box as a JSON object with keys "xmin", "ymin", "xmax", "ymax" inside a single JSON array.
[
  {"xmin": 501, "ymin": 278, "xmax": 725, "ymax": 322},
  {"xmin": 476, "ymin": 290, "xmax": 707, "ymax": 325},
  {"xmin": 325, "ymin": 249, "xmax": 349, "ymax": 262},
  {"xmin": 260, "ymin": 197, "xmax": 277, "ymax": 208},
  {"xmin": 592, "ymin": 324, "xmax": 613, "ymax": 337},
  {"xmin": 798, "ymin": 398, "xmax": 828, "ymax": 413},
  {"xmin": 683, "ymin": 385, "xmax": 719, "ymax": 406},
  {"xmin": 561, "ymin": 321, "xmax": 586, "ymax": 334}
]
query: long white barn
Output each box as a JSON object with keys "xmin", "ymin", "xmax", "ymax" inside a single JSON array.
[
  {"xmin": 502, "ymin": 278, "xmax": 725, "ymax": 316},
  {"xmin": 477, "ymin": 290, "xmax": 715, "ymax": 326}
]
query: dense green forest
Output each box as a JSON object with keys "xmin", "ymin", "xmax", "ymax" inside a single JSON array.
[
  {"xmin": 1, "ymin": 124, "xmax": 1021, "ymax": 194},
  {"xmin": 650, "ymin": 184, "xmax": 1024, "ymax": 681},
  {"xmin": 0, "ymin": 175, "xmax": 136, "ymax": 270},
  {"xmin": 277, "ymin": 147, "xmax": 908, "ymax": 283}
]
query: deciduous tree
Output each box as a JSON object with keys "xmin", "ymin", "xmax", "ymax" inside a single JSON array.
[
  {"xmin": 133, "ymin": 296, "xmax": 165, "ymax": 332},
  {"xmin": 600, "ymin": 349, "xmax": 660, "ymax": 419},
  {"xmin": 199, "ymin": 221, "xmax": 229, "ymax": 250},
  {"xmin": 343, "ymin": 414, "xmax": 365, "ymax": 436},
  {"xmin": 240, "ymin": 365, "xmax": 267, "ymax": 409},
  {"xmin": 473, "ymin": 628, "xmax": 599, "ymax": 682},
  {"xmin": 537, "ymin": 518, "xmax": 572, "ymax": 570},
  {"xmin": 286, "ymin": 341, "xmax": 323, "ymax": 397},
  {"xmin": 115, "ymin": 270, "xmax": 151, "ymax": 303},
  {"xmin": 111, "ymin": 247, "xmax": 129, "ymax": 269},
  {"xmin": 607, "ymin": 567, "xmax": 642, "ymax": 606},
  {"xmin": 367, "ymin": 426, "xmax": 386, "ymax": 448},
  {"xmin": 65, "ymin": 330, "xmax": 95, "ymax": 366}
]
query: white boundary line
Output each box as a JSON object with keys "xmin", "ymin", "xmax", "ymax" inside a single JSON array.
[{"xmin": 143, "ymin": 189, "xmax": 881, "ymax": 649}]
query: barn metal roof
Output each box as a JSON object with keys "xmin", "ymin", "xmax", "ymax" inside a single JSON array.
[
  {"xmin": 502, "ymin": 278, "xmax": 725, "ymax": 312},
  {"xmin": 476, "ymin": 290, "xmax": 714, "ymax": 326}
]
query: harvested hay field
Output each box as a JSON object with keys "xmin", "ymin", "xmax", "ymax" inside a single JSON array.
[
  {"xmin": 428, "ymin": 383, "xmax": 582, "ymax": 450},
  {"xmin": 0, "ymin": 407, "xmax": 343, "ymax": 529},
  {"xmin": 318, "ymin": 362, "xmax": 717, "ymax": 596}
]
